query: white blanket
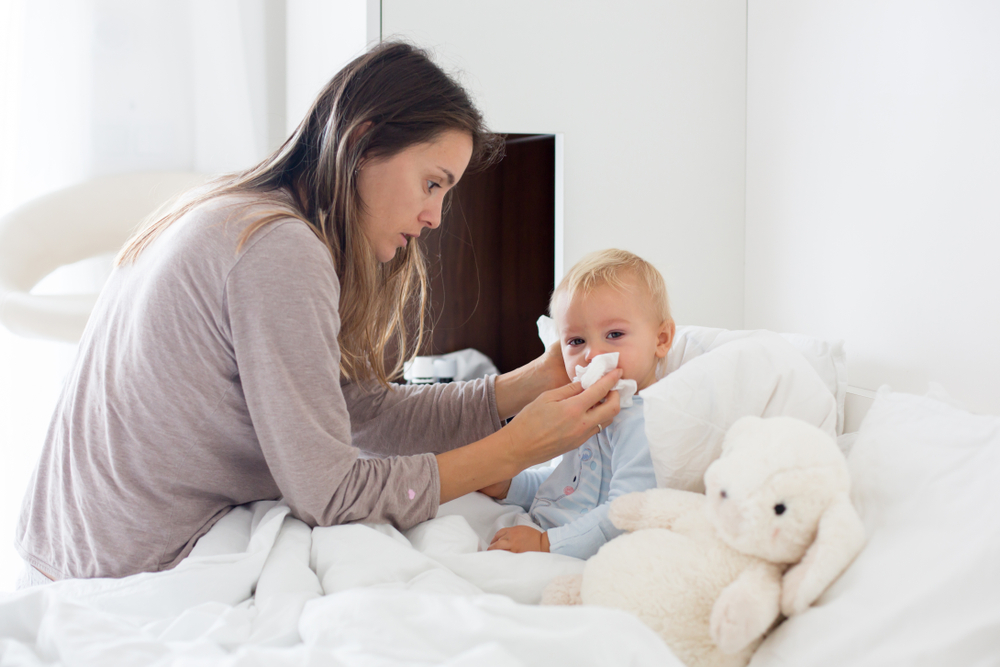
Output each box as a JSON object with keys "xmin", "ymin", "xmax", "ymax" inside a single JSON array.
[{"xmin": 0, "ymin": 494, "xmax": 682, "ymax": 666}]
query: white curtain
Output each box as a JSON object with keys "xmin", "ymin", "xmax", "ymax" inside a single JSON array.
[{"xmin": 0, "ymin": 0, "xmax": 285, "ymax": 590}]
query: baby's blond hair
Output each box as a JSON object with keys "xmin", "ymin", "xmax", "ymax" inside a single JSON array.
[{"xmin": 550, "ymin": 249, "xmax": 672, "ymax": 324}]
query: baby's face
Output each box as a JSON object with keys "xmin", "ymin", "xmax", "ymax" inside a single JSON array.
[{"xmin": 552, "ymin": 281, "xmax": 673, "ymax": 392}]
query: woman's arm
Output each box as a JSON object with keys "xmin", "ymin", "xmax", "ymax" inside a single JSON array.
[
  {"xmin": 436, "ymin": 372, "xmax": 623, "ymax": 503},
  {"xmin": 494, "ymin": 343, "xmax": 570, "ymax": 419},
  {"xmin": 344, "ymin": 378, "xmax": 504, "ymax": 457},
  {"xmin": 228, "ymin": 222, "xmax": 445, "ymax": 530},
  {"xmin": 344, "ymin": 343, "xmax": 569, "ymax": 458},
  {"xmin": 228, "ymin": 222, "xmax": 619, "ymax": 529}
]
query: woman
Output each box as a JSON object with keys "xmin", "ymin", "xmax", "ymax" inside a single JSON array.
[{"xmin": 15, "ymin": 42, "xmax": 621, "ymax": 586}]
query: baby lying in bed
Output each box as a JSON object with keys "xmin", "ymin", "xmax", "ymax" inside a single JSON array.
[{"xmin": 482, "ymin": 249, "xmax": 674, "ymax": 559}]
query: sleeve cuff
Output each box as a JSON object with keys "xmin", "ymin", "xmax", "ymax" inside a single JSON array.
[
  {"xmin": 485, "ymin": 374, "xmax": 504, "ymax": 433},
  {"xmin": 425, "ymin": 451, "xmax": 442, "ymax": 518},
  {"xmin": 546, "ymin": 523, "xmax": 612, "ymax": 560}
]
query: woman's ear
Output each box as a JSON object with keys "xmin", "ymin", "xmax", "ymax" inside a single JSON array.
[{"xmin": 655, "ymin": 319, "xmax": 675, "ymax": 359}]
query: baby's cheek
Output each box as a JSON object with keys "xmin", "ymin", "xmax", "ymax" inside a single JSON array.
[
  {"xmin": 614, "ymin": 351, "xmax": 635, "ymax": 379},
  {"xmin": 621, "ymin": 348, "xmax": 659, "ymax": 388},
  {"xmin": 562, "ymin": 354, "xmax": 577, "ymax": 381}
]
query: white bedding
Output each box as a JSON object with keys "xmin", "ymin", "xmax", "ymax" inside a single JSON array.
[
  {"xmin": 0, "ymin": 494, "xmax": 682, "ymax": 666},
  {"xmin": 0, "ymin": 327, "xmax": 848, "ymax": 666},
  {"xmin": 17, "ymin": 330, "xmax": 984, "ymax": 666},
  {"xmin": 750, "ymin": 386, "xmax": 1000, "ymax": 665}
]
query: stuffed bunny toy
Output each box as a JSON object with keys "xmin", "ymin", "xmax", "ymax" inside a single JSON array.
[{"xmin": 542, "ymin": 416, "xmax": 865, "ymax": 667}]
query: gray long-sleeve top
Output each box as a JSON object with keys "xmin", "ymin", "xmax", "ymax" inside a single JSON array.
[{"xmin": 16, "ymin": 192, "xmax": 502, "ymax": 580}]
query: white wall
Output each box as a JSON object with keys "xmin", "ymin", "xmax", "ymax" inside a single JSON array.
[
  {"xmin": 0, "ymin": 0, "xmax": 293, "ymax": 591},
  {"xmin": 285, "ymin": 0, "xmax": 375, "ymax": 135},
  {"xmin": 745, "ymin": 0, "xmax": 1000, "ymax": 414},
  {"xmin": 382, "ymin": 0, "xmax": 748, "ymax": 329}
]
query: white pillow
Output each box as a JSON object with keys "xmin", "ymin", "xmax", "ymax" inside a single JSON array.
[
  {"xmin": 750, "ymin": 387, "xmax": 1000, "ymax": 666},
  {"xmin": 665, "ymin": 326, "xmax": 848, "ymax": 435},
  {"xmin": 642, "ymin": 330, "xmax": 837, "ymax": 492},
  {"xmin": 538, "ymin": 318, "xmax": 848, "ymax": 434}
]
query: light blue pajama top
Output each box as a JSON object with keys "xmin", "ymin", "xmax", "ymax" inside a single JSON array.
[{"xmin": 501, "ymin": 396, "xmax": 657, "ymax": 559}]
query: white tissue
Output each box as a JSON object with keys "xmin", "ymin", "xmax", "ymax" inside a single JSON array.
[
  {"xmin": 573, "ymin": 352, "xmax": 637, "ymax": 408},
  {"xmin": 536, "ymin": 315, "xmax": 559, "ymax": 350},
  {"xmin": 536, "ymin": 316, "xmax": 637, "ymax": 408}
]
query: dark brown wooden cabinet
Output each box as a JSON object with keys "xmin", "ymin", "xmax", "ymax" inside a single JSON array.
[{"xmin": 421, "ymin": 134, "xmax": 556, "ymax": 373}]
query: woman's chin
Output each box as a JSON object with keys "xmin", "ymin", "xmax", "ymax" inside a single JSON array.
[{"xmin": 375, "ymin": 247, "xmax": 398, "ymax": 263}]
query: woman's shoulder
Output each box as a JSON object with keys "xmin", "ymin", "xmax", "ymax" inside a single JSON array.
[
  {"xmin": 177, "ymin": 189, "xmax": 325, "ymax": 259},
  {"xmin": 188, "ymin": 189, "xmax": 306, "ymax": 233},
  {"xmin": 215, "ymin": 193, "xmax": 340, "ymax": 298}
]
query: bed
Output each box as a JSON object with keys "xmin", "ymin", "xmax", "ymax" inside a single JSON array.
[{"xmin": 2, "ymin": 322, "xmax": 997, "ymax": 667}]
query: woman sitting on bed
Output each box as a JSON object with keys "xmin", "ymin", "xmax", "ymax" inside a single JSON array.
[{"xmin": 15, "ymin": 42, "xmax": 622, "ymax": 587}]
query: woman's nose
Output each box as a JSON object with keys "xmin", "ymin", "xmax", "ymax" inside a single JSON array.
[{"xmin": 421, "ymin": 200, "xmax": 443, "ymax": 230}]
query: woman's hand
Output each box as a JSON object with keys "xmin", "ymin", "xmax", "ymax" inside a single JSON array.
[
  {"xmin": 538, "ymin": 341, "xmax": 570, "ymax": 385},
  {"xmin": 436, "ymin": 369, "xmax": 621, "ymax": 504},
  {"xmin": 494, "ymin": 343, "xmax": 571, "ymax": 419},
  {"xmin": 499, "ymin": 369, "xmax": 623, "ymax": 469},
  {"xmin": 488, "ymin": 526, "xmax": 550, "ymax": 553}
]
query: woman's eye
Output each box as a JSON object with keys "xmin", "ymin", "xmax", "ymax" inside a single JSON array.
[{"xmin": 427, "ymin": 180, "xmax": 441, "ymax": 191}]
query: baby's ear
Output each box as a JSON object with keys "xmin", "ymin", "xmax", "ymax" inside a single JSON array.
[{"xmin": 655, "ymin": 319, "xmax": 676, "ymax": 358}]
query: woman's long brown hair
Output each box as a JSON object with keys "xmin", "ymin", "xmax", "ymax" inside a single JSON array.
[{"xmin": 116, "ymin": 42, "xmax": 504, "ymax": 386}]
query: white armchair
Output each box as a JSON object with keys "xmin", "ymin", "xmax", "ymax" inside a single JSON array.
[{"xmin": 0, "ymin": 172, "xmax": 207, "ymax": 343}]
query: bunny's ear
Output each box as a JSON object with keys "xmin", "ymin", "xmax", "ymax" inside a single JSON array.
[{"xmin": 780, "ymin": 493, "xmax": 865, "ymax": 616}]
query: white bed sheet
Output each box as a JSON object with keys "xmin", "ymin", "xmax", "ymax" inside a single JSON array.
[{"xmin": 0, "ymin": 494, "xmax": 682, "ymax": 666}]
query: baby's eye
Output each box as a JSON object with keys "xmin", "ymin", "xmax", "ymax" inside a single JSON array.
[
  {"xmin": 567, "ymin": 338, "xmax": 585, "ymax": 347},
  {"xmin": 607, "ymin": 331, "xmax": 624, "ymax": 340}
]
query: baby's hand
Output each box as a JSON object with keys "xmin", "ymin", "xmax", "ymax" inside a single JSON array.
[
  {"xmin": 488, "ymin": 526, "xmax": 550, "ymax": 553},
  {"xmin": 479, "ymin": 479, "xmax": 512, "ymax": 499}
]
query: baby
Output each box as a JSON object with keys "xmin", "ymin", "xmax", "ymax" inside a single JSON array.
[{"xmin": 483, "ymin": 249, "xmax": 674, "ymax": 559}]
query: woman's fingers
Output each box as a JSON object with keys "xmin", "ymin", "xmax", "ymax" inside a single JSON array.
[
  {"xmin": 499, "ymin": 369, "xmax": 624, "ymax": 471},
  {"xmin": 543, "ymin": 368, "xmax": 622, "ymax": 407},
  {"xmin": 544, "ymin": 379, "xmax": 584, "ymax": 402},
  {"xmin": 572, "ymin": 369, "xmax": 623, "ymax": 409},
  {"xmin": 542, "ymin": 343, "xmax": 571, "ymax": 384},
  {"xmin": 588, "ymin": 388, "xmax": 622, "ymax": 425}
]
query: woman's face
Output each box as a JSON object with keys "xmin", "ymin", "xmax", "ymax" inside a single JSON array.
[{"xmin": 357, "ymin": 129, "xmax": 474, "ymax": 263}]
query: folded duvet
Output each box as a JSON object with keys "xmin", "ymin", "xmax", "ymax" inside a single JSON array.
[{"xmin": 0, "ymin": 494, "xmax": 682, "ymax": 666}]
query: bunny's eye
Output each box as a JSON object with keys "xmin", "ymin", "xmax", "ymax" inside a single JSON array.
[
  {"xmin": 774, "ymin": 503, "xmax": 786, "ymax": 515},
  {"xmin": 720, "ymin": 490, "xmax": 727, "ymax": 499}
]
